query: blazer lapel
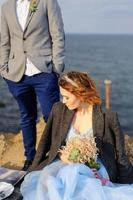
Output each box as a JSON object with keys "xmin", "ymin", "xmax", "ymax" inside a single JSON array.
[
  {"xmin": 60, "ymin": 108, "xmax": 75, "ymax": 144},
  {"xmin": 93, "ymin": 105, "xmax": 104, "ymax": 151},
  {"xmin": 93, "ymin": 105, "xmax": 104, "ymax": 137},
  {"xmin": 11, "ymin": 0, "xmax": 23, "ymax": 34},
  {"xmin": 24, "ymin": 0, "xmax": 40, "ymax": 32}
]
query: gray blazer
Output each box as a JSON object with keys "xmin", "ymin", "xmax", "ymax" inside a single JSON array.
[
  {"xmin": 30, "ymin": 102, "xmax": 133, "ymax": 184},
  {"xmin": 0, "ymin": 0, "xmax": 65, "ymax": 82}
]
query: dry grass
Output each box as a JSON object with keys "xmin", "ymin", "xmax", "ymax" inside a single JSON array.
[
  {"xmin": 125, "ymin": 134, "xmax": 133, "ymax": 164},
  {"xmin": 0, "ymin": 118, "xmax": 45, "ymax": 169}
]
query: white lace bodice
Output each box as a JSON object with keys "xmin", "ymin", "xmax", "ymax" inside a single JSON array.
[{"xmin": 66, "ymin": 125, "xmax": 93, "ymax": 141}]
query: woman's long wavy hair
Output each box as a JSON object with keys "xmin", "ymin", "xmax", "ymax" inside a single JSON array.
[{"xmin": 59, "ymin": 71, "xmax": 101, "ymax": 105}]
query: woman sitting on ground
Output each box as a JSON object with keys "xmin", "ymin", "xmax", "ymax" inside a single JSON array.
[{"xmin": 21, "ymin": 71, "xmax": 133, "ymax": 200}]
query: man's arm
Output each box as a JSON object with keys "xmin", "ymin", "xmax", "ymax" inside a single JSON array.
[
  {"xmin": 47, "ymin": 0, "xmax": 65, "ymax": 75},
  {"xmin": 0, "ymin": 6, "xmax": 10, "ymax": 75}
]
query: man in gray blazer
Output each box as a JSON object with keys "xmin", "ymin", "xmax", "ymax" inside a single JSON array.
[{"xmin": 0, "ymin": 0, "xmax": 65, "ymax": 170}]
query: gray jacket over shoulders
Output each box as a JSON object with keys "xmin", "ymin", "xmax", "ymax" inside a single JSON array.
[{"xmin": 30, "ymin": 102, "xmax": 133, "ymax": 184}]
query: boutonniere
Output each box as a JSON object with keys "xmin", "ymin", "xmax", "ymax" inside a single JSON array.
[{"xmin": 29, "ymin": 0, "xmax": 38, "ymax": 13}]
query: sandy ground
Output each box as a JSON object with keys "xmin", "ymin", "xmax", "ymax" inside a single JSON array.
[{"xmin": 0, "ymin": 118, "xmax": 133, "ymax": 169}]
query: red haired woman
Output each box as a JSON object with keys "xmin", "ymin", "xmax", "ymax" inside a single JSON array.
[{"xmin": 21, "ymin": 71, "xmax": 133, "ymax": 200}]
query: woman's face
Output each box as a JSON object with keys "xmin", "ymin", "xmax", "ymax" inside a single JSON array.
[{"xmin": 60, "ymin": 87, "xmax": 81, "ymax": 110}]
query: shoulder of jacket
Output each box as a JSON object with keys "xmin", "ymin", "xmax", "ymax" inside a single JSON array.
[
  {"xmin": 1, "ymin": 0, "xmax": 11, "ymax": 10},
  {"xmin": 52, "ymin": 101, "xmax": 66, "ymax": 112},
  {"xmin": 104, "ymin": 110, "xmax": 117, "ymax": 117},
  {"xmin": 94, "ymin": 105, "xmax": 117, "ymax": 116},
  {"xmin": 103, "ymin": 109, "xmax": 118, "ymax": 125}
]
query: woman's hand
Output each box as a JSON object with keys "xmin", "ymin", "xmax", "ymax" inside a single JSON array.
[
  {"xmin": 59, "ymin": 153, "xmax": 72, "ymax": 164},
  {"xmin": 92, "ymin": 168, "xmax": 109, "ymax": 186}
]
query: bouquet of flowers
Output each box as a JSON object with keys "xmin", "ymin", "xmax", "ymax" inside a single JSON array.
[
  {"xmin": 59, "ymin": 137, "xmax": 109, "ymax": 185},
  {"xmin": 59, "ymin": 136, "xmax": 100, "ymax": 170}
]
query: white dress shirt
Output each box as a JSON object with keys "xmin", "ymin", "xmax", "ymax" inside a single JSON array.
[{"xmin": 16, "ymin": 0, "xmax": 41, "ymax": 76}]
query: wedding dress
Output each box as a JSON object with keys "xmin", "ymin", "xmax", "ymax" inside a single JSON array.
[{"xmin": 21, "ymin": 126, "xmax": 133, "ymax": 200}]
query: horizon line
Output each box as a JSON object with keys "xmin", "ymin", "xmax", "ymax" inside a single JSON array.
[{"xmin": 65, "ymin": 32, "xmax": 133, "ymax": 35}]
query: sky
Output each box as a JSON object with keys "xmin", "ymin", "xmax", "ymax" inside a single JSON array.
[{"xmin": 0, "ymin": 0, "xmax": 133, "ymax": 34}]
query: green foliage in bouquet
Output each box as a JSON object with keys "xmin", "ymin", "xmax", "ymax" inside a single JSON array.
[
  {"xmin": 68, "ymin": 147, "xmax": 80, "ymax": 162},
  {"xmin": 86, "ymin": 158, "xmax": 100, "ymax": 170}
]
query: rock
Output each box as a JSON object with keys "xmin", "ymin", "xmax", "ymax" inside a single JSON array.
[
  {"xmin": 0, "ymin": 118, "xmax": 45, "ymax": 169},
  {"xmin": 125, "ymin": 134, "xmax": 133, "ymax": 164}
]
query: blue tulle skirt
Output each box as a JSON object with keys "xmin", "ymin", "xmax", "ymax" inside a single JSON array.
[{"xmin": 20, "ymin": 160, "xmax": 133, "ymax": 200}]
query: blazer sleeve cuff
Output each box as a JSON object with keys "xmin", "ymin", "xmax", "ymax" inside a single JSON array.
[{"xmin": 52, "ymin": 63, "xmax": 65, "ymax": 75}]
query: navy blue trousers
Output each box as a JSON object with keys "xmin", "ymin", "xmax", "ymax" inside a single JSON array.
[{"xmin": 5, "ymin": 72, "xmax": 59, "ymax": 160}]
